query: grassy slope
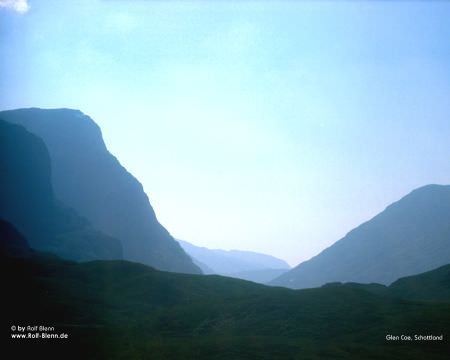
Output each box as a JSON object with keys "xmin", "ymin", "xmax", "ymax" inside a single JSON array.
[
  {"xmin": 388, "ymin": 264, "xmax": 450, "ymax": 302},
  {"xmin": 3, "ymin": 255, "xmax": 450, "ymax": 359}
]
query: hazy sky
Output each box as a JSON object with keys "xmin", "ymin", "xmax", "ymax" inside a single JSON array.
[{"xmin": 1, "ymin": 0, "xmax": 449, "ymax": 266}]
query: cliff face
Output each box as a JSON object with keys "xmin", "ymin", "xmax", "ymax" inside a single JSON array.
[
  {"xmin": 0, "ymin": 108, "xmax": 200, "ymax": 274},
  {"xmin": 0, "ymin": 119, "xmax": 122, "ymax": 261}
]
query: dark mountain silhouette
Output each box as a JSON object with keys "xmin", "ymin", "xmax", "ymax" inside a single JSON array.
[
  {"xmin": 0, "ymin": 119, "xmax": 122, "ymax": 261},
  {"xmin": 0, "ymin": 108, "xmax": 200, "ymax": 274},
  {"xmin": 3, "ymin": 244, "xmax": 449, "ymax": 359},
  {"xmin": 317, "ymin": 263, "xmax": 450, "ymax": 303},
  {"xmin": 178, "ymin": 239, "xmax": 290, "ymax": 283},
  {"xmin": 0, "ymin": 219, "xmax": 32, "ymax": 257},
  {"xmin": 272, "ymin": 184, "xmax": 450, "ymax": 289},
  {"xmin": 388, "ymin": 263, "xmax": 450, "ymax": 302}
]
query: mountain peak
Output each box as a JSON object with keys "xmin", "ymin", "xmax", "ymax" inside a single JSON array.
[{"xmin": 0, "ymin": 108, "xmax": 200, "ymax": 274}]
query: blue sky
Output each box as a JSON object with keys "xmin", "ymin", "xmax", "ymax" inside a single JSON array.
[{"xmin": 1, "ymin": 0, "xmax": 449, "ymax": 265}]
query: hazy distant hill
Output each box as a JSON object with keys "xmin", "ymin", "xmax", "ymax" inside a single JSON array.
[
  {"xmin": 0, "ymin": 119, "xmax": 122, "ymax": 261},
  {"xmin": 272, "ymin": 184, "xmax": 450, "ymax": 289},
  {"xmin": 229, "ymin": 268, "xmax": 289, "ymax": 283},
  {"xmin": 178, "ymin": 239, "xmax": 290, "ymax": 282},
  {"xmin": 0, "ymin": 108, "xmax": 200, "ymax": 274}
]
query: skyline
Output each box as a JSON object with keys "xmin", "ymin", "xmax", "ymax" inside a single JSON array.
[{"xmin": 1, "ymin": 0, "xmax": 449, "ymax": 266}]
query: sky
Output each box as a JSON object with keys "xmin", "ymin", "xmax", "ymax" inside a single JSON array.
[{"xmin": 1, "ymin": 0, "xmax": 449, "ymax": 266}]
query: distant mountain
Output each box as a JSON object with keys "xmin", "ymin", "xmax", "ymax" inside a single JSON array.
[
  {"xmin": 272, "ymin": 185, "xmax": 450, "ymax": 289},
  {"xmin": 0, "ymin": 119, "xmax": 122, "ymax": 261},
  {"xmin": 229, "ymin": 268, "xmax": 289, "ymax": 283},
  {"xmin": 0, "ymin": 108, "xmax": 200, "ymax": 274},
  {"xmin": 178, "ymin": 239, "xmax": 290, "ymax": 283}
]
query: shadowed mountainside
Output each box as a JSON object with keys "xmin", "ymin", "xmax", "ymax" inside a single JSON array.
[
  {"xmin": 0, "ymin": 219, "xmax": 32, "ymax": 257},
  {"xmin": 0, "ymin": 119, "xmax": 122, "ymax": 261},
  {"xmin": 0, "ymin": 108, "xmax": 200, "ymax": 274},
  {"xmin": 272, "ymin": 184, "xmax": 450, "ymax": 289}
]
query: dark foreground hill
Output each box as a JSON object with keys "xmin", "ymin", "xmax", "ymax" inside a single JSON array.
[
  {"xmin": 272, "ymin": 185, "xmax": 450, "ymax": 289},
  {"xmin": 3, "ymin": 247, "xmax": 449, "ymax": 359},
  {"xmin": 0, "ymin": 119, "xmax": 122, "ymax": 261},
  {"xmin": 0, "ymin": 108, "xmax": 199, "ymax": 274}
]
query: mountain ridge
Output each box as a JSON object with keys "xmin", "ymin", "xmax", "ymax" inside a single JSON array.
[
  {"xmin": 272, "ymin": 184, "xmax": 450, "ymax": 289},
  {"xmin": 0, "ymin": 108, "xmax": 200, "ymax": 274},
  {"xmin": 0, "ymin": 119, "xmax": 123, "ymax": 261},
  {"xmin": 178, "ymin": 239, "xmax": 290, "ymax": 282}
]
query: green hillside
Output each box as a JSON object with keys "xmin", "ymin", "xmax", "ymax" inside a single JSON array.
[
  {"xmin": 388, "ymin": 264, "xmax": 450, "ymax": 302},
  {"xmin": 4, "ymin": 252, "xmax": 450, "ymax": 359}
]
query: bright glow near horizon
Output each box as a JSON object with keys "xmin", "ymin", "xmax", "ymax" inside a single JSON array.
[{"xmin": 1, "ymin": 0, "xmax": 449, "ymax": 266}]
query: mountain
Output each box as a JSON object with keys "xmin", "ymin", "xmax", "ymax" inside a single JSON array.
[
  {"xmin": 228, "ymin": 268, "xmax": 289, "ymax": 283},
  {"xmin": 0, "ymin": 108, "xmax": 200, "ymax": 274},
  {"xmin": 272, "ymin": 184, "xmax": 450, "ymax": 289},
  {"xmin": 312, "ymin": 263, "xmax": 450, "ymax": 303},
  {"xmin": 178, "ymin": 239, "xmax": 290, "ymax": 283},
  {"xmin": 388, "ymin": 263, "xmax": 450, "ymax": 302},
  {"xmin": 0, "ymin": 219, "xmax": 32, "ymax": 257},
  {"xmin": 0, "ymin": 119, "xmax": 122, "ymax": 261},
  {"xmin": 3, "ymin": 245, "xmax": 449, "ymax": 359}
]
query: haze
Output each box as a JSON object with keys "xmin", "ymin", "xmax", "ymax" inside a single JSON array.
[{"xmin": 1, "ymin": 0, "xmax": 449, "ymax": 265}]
